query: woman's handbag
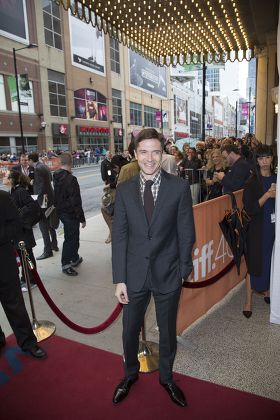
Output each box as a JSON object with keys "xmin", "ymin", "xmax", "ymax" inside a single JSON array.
[
  {"xmin": 19, "ymin": 199, "xmax": 43, "ymax": 229},
  {"xmin": 219, "ymin": 193, "xmax": 250, "ymax": 275},
  {"xmin": 101, "ymin": 187, "xmax": 116, "ymax": 216},
  {"xmin": 49, "ymin": 207, "xmax": 60, "ymax": 229}
]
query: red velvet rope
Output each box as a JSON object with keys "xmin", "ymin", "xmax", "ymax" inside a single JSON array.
[
  {"xmin": 182, "ymin": 260, "xmax": 235, "ymax": 288},
  {"xmin": 31, "ymin": 269, "xmax": 123, "ymax": 334}
]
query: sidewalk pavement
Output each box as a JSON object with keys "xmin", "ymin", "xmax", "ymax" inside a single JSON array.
[
  {"xmin": 1, "ymin": 214, "xmax": 280, "ymax": 401},
  {"xmin": 0, "ymin": 214, "xmax": 159, "ymax": 356}
]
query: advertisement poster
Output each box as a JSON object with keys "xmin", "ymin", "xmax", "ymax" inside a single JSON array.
[
  {"xmin": 69, "ymin": 13, "xmax": 105, "ymax": 75},
  {"xmin": 8, "ymin": 74, "xmax": 34, "ymax": 113},
  {"xmin": 240, "ymin": 102, "xmax": 249, "ymax": 125},
  {"xmin": 175, "ymin": 96, "xmax": 188, "ymax": 125},
  {"xmin": 129, "ymin": 50, "xmax": 167, "ymax": 97},
  {"xmin": 74, "ymin": 88, "xmax": 108, "ymax": 121}
]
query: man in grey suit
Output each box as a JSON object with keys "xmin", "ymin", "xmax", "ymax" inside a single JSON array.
[
  {"xmin": 112, "ymin": 129, "xmax": 195, "ymax": 407},
  {"xmin": 28, "ymin": 153, "xmax": 58, "ymax": 260}
]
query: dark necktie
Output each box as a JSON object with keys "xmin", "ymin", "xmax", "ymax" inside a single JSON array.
[{"xmin": 144, "ymin": 180, "xmax": 154, "ymax": 224}]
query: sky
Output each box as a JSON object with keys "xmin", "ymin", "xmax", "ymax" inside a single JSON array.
[{"xmin": 239, "ymin": 61, "xmax": 249, "ymax": 99}]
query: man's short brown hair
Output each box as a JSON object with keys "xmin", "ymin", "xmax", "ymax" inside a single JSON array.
[
  {"xmin": 134, "ymin": 128, "xmax": 165, "ymax": 150},
  {"xmin": 60, "ymin": 152, "xmax": 72, "ymax": 166},
  {"xmin": 221, "ymin": 144, "xmax": 240, "ymax": 155}
]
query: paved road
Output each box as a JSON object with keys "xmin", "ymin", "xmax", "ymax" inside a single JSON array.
[{"xmin": 74, "ymin": 165, "xmax": 104, "ymax": 219}]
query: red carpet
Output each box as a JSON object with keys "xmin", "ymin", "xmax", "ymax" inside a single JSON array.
[{"xmin": 0, "ymin": 335, "xmax": 279, "ymax": 420}]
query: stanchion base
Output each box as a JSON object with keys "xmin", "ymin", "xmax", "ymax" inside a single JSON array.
[
  {"xmin": 32, "ymin": 320, "xmax": 56, "ymax": 342},
  {"xmin": 138, "ymin": 340, "xmax": 159, "ymax": 373}
]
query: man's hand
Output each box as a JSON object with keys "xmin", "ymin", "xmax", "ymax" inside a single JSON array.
[
  {"xmin": 81, "ymin": 221, "xmax": 86, "ymax": 228},
  {"xmin": 115, "ymin": 283, "xmax": 129, "ymax": 304}
]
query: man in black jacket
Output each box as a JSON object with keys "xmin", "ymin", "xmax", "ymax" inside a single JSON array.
[
  {"xmin": 13, "ymin": 153, "xmax": 35, "ymax": 193},
  {"xmin": 53, "ymin": 153, "xmax": 86, "ymax": 276},
  {"xmin": 101, "ymin": 151, "xmax": 116, "ymax": 185},
  {"xmin": 0, "ymin": 190, "xmax": 46, "ymax": 359},
  {"xmin": 217, "ymin": 144, "xmax": 251, "ymax": 193}
]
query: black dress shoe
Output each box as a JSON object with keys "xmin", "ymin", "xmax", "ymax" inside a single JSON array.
[
  {"xmin": 26, "ymin": 345, "xmax": 47, "ymax": 359},
  {"xmin": 160, "ymin": 381, "xmax": 187, "ymax": 407},
  {"xmin": 62, "ymin": 267, "xmax": 78, "ymax": 276},
  {"xmin": 36, "ymin": 252, "xmax": 53, "ymax": 260},
  {"xmin": 113, "ymin": 376, "xmax": 138, "ymax": 404},
  {"xmin": 52, "ymin": 245, "xmax": 59, "ymax": 252},
  {"xmin": 71, "ymin": 256, "xmax": 83, "ymax": 267},
  {"xmin": 264, "ymin": 297, "xmax": 270, "ymax": 304},
  {"xmin": 243, "ymin": 310, "xmax": 252, "ymax": 318}
]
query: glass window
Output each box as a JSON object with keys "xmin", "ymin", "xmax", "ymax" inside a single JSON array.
[
  {"xmin": 114, "ymin": 128, "xmax": 124, "ymax": 153},
  {"xmin": 0, "ymin": 75, "xmax": 7, "ymax": 110},
  {"xmin": 190, "ymin": 111, "xmax": 202, "ymax": 139},
  {"xmin": 53, "ymin": 136, "xmax": 69, "ymax": 152},
  {"xmin": 112, "ymin": 89, "xmax": 122, "ymax": 123},
  {"xmin": 130, "ymin": 102, "xmax": 142, "ymax": 126},
  {"xmin": 42, "ymin": 0, "xmax": 62, "ymax": 50},
  {"xmin": 110, "ymin": 38, "xmax": 120, "ymax": 74},
  {"xmin": 0, "ymin": 0, "xmax": 28, "ymax": 43},
  {"xmin": 144, "ymin": 106, "xmax": 160, "ymax": 128},
  {"xmin": 15, "ymin": 137, "xmax": 38, "ymax": 154},
  {"xmin": 205, "ymin": 68, "xmax": 220, "ymax": 92},
  {"xmin": 48, "ymin": 70, "xmax": 67, "ymax": 117},
  {"xmin": 0, "ymin": 137, "xmax": 10, "ymax": 154}
]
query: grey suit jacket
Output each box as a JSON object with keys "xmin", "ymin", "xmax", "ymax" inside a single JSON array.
[{"xmin": 112, "ymin": 170, "xmax": 195, "ymax": 293}]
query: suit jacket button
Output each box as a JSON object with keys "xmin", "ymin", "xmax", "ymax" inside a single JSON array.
[{"xmin": 145, "ymin": 256, "xmax": 150, "ymax": 260}]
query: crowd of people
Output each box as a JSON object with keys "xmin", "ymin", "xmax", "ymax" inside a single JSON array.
[{"xmin": 98, "ymin": 132, "xmax": 270, "ymax": 208}]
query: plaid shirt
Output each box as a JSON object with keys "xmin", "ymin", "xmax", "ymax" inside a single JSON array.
[{"xmin": 139, "ymin": 170, "xmax": 161, "ymax": 205}]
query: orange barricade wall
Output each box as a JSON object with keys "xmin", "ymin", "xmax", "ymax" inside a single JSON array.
[
  {"xmin": 177, "ymin": 191, "xmax": 247, "ymax": 334},
  {"xmin": 0, "ymin": 158, "xmax": 61, "ymax": 178},
  {"xmin": 0, "ymin": 162, "xmax": 19, "ymax": 178},
  {"xmin": 41, "ymin": 157, "xmax": 61, "ymax": 171}
]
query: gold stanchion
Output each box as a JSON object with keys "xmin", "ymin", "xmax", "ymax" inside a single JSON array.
[
  {"xmin": 19, "ymin": 241, "xmax": 56, "ymax": 342},
  {"xmin": 137, "ymin": 318, "xmax": 159, "ymax": 373}
]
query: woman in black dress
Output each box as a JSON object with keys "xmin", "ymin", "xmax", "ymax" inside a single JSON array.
[
  {"xmin": 242, "ymin": 144, "xmax": 277, "ymax": 318},
  {"xmin": 3, "ymin": 170, "xmax": 38, "ymax": 291}
]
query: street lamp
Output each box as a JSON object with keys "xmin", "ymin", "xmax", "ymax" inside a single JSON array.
[{"xmin": 12, "ymin": 43, "xmax": 38, "ymax": 153}]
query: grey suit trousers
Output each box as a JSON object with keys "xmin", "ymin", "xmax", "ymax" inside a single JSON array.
[{"xmin": 122, "ymin": 271, "xmax": 181, "ymax": 383}]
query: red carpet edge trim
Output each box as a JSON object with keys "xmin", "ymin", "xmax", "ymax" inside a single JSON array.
[
  {"xmin": 31, "ymin": 269, "xmax": 123, "ymax": 334},
  {"xmin": 182, "ymin": 260, "xmax": 235, "ymax": 288}
]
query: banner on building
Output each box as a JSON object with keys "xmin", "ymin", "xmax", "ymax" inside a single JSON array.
[
  {"xmin": 8, "ymin": 74, "xmax": 34, "ymax": 113},
  {"xmin": 175, "ymin": 96, "xmax": 188, "ymax": 125},
  {"xmin": 240, "ymin": 102, "xmax": 249, "ymax": 125},
  {"xmin": 74, "ymin": 89, "xmax": 108, "ymax": 121},
  {"xmin": 69, "ymin": 13, "xmax": 105, "ymax": 75},
  {"xmin": 129, "ymin": 50, "xmax": 167, "ymax": 97},
  {"xmin": 52, "ymin": 123, "xmax": 69, "ymax": 136}
]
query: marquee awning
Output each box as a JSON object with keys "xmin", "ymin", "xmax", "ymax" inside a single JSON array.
[{"xmin": 57, "ymin": 0, "xmax": 279, "ymax": 65}]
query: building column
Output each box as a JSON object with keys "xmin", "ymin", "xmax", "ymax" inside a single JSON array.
[{"xmin": 255, "ymin": 34, "xmax": 277, "ymax": 144}]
